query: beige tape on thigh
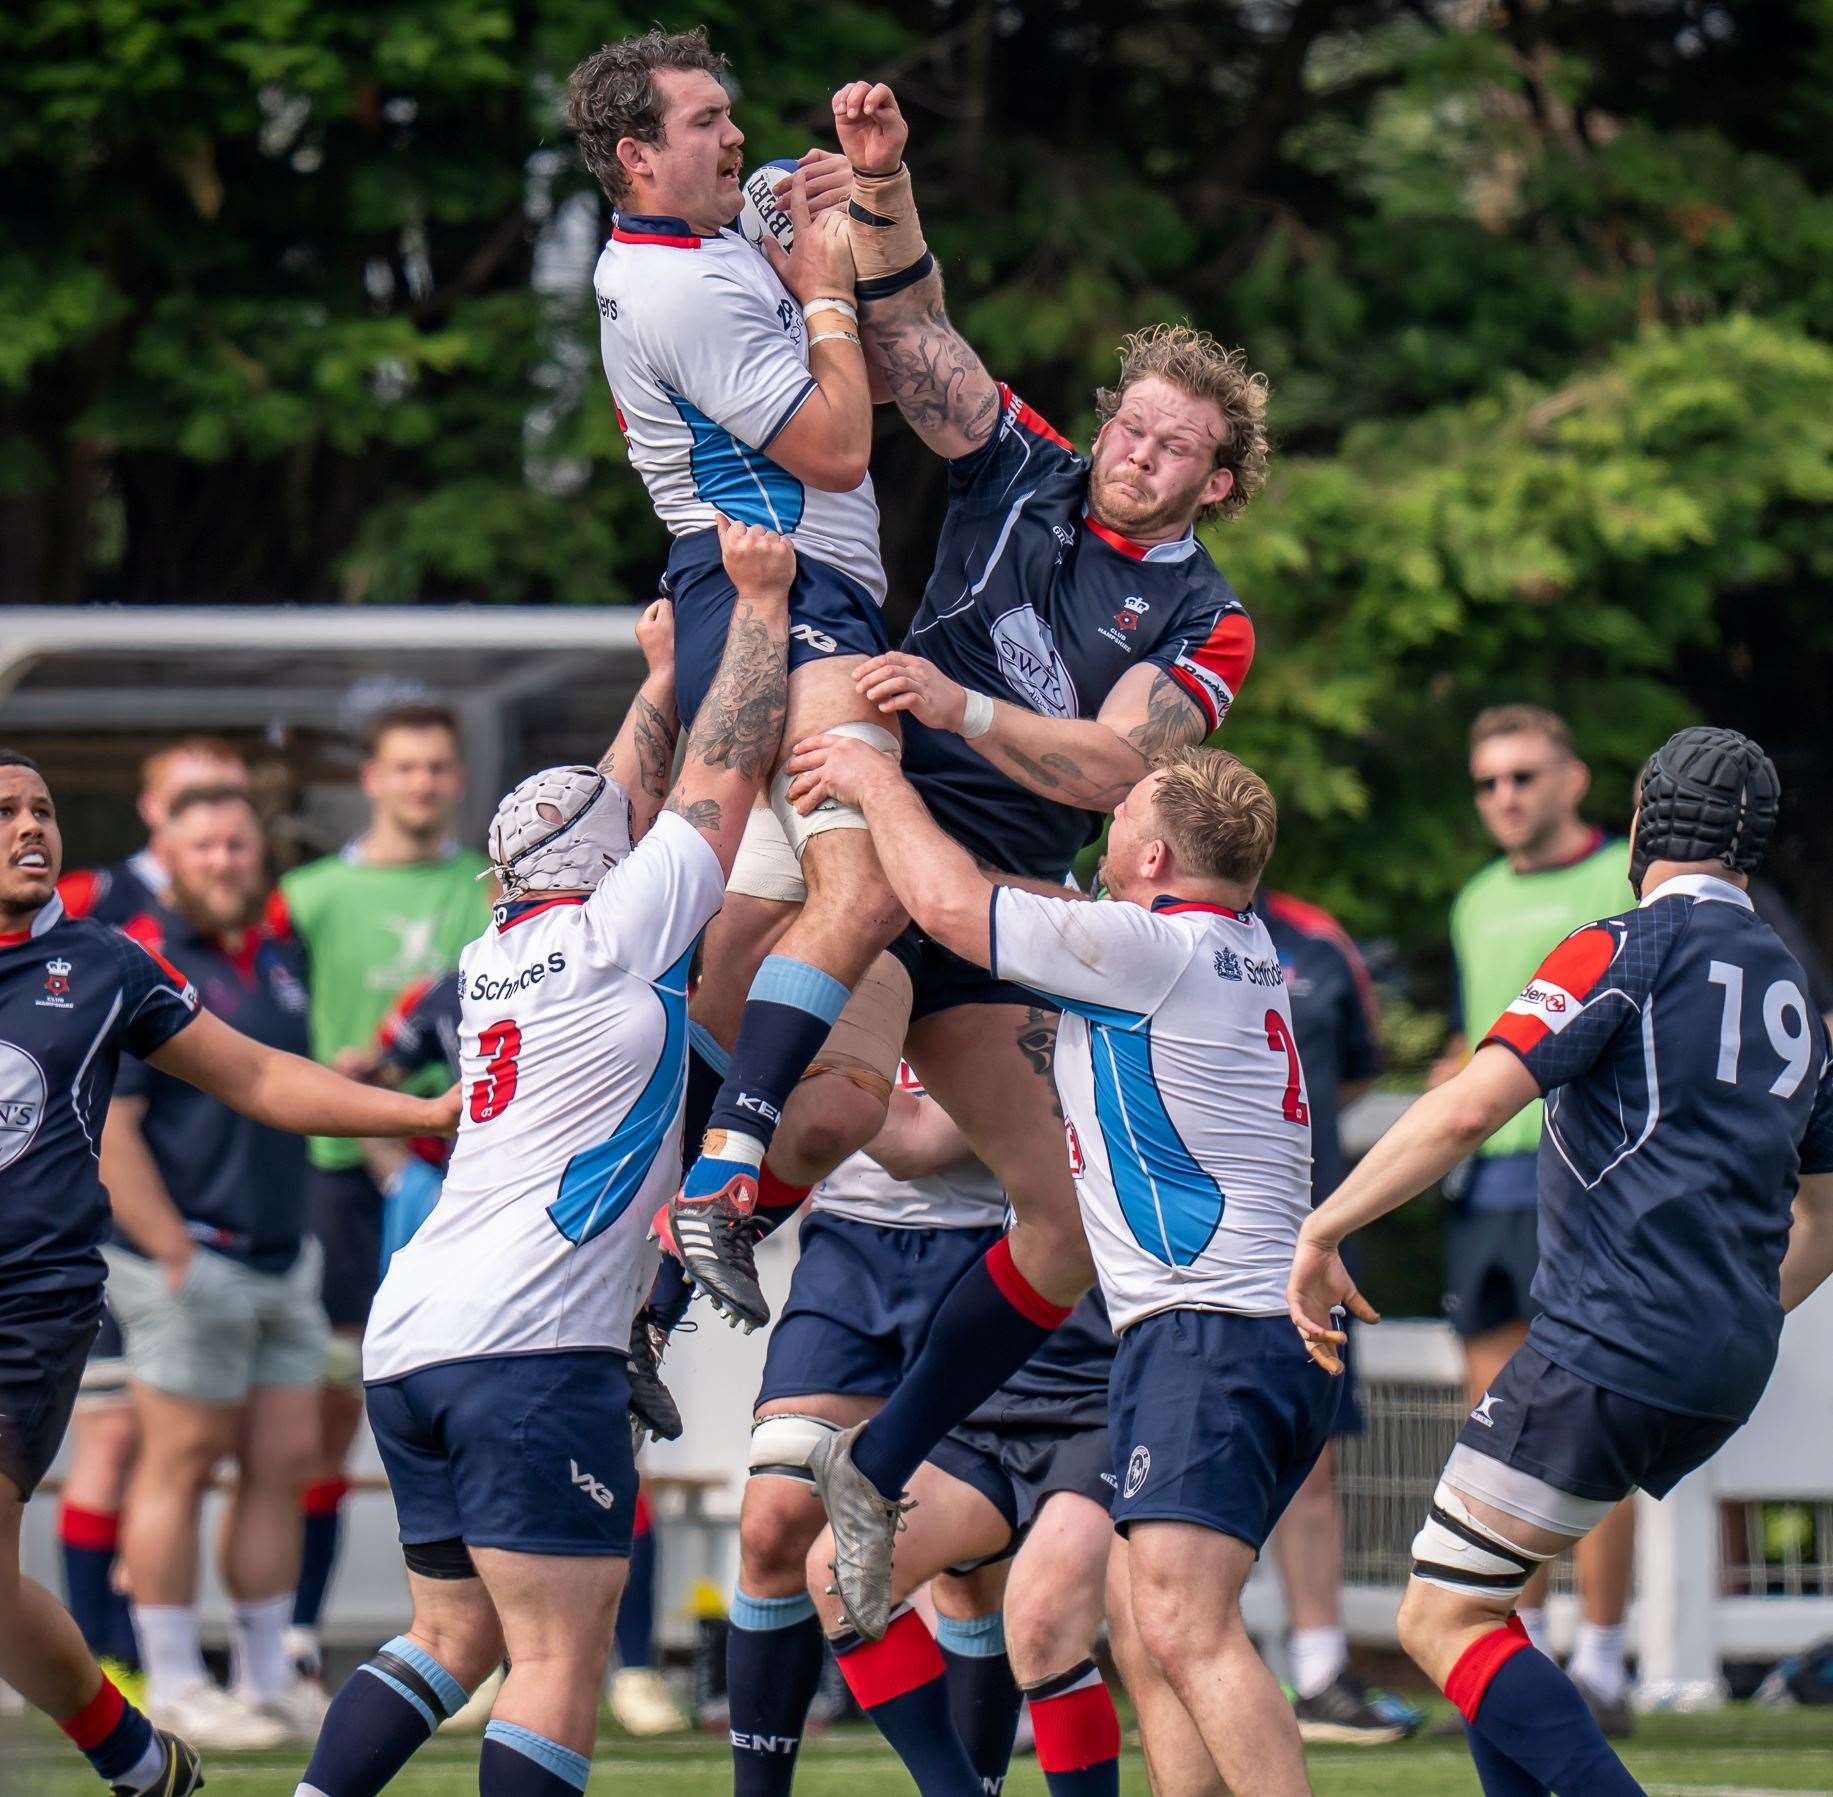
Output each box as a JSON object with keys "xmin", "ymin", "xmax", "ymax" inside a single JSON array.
[
  {"xmin": 804, "ymin": 951, "xmax": 912, "ymax": 1103},
  {"xmin": 768, "ymin": 720, "xmax": 900, "ymax": 856},
  {"xmin": 727, "ymin": 800, "xmax": 807, "ymax": 903}
]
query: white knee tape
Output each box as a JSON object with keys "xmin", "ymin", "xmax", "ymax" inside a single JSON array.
[
  {"xmin": 748, "ymin": 1413, "xmax": 841, "ymax": 1487},
  {"xmin": 1409, "ymin": 1482, "xmax": 1551, "ymax": 1598},
  {"xmin": 728, "ymin": 801, "xmax": 807, "ymax": 903},
  {"xmin": 769, "ymin": 721, "xmax": 900, "ymax": 857}
]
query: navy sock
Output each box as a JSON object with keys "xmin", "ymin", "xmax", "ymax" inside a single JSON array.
[
  {"xmin": 297, "ymin": 1634, "xmax": 466, "ymax": 1796},
  {"xmin": 1465, "ymin": 1723, "xmax": 1550, "ymax": 1797},
  {"xmin": 696, "ymin": 956, "xmax": 849, "ymax": 1164},
  {"xmin": 1449, "ymin": 1620, "xmax": 1643, "ymax": 1796},
  {"xmin": 58, "ymin": 1676, "xmax": 156, "ymax": 1785},
  {"xmin": 834, "ymin": 1608, "xmax": 984, "ymax": 1796},
  {"xmin": 58, "ymin": 1503, "xmax": 129, "ymax": 1662},
  {"xmin": 853, "ymin": 1240, "xmax": 1071, "ymax": 1498},
  {"xmin": 480, "ymin": 1720, "xmax": 590, "ymax": 1793},
  {"xmin": 616, "ymin": 1513, "xmax": 657, "ymax": 1669},
  {"xmin": 938, "ymin": 1612, "xmax": 1021, "ymax": 1796},
  {"xmin": 682, "ymin": 1024, "xmax": 730, "ymax": 1173},
  {"xmin": 1026, "ymin": 1662, "xmax": 1121, "ymax": 1797},
  {"xmin": 728, "ymin": 1590, "xmax": 827, "ymax": 1797},
  {"xmin": 649, "ymin": 1253, "xmax": 697, "ymax": 1333},
  {"xmin": 293, "ymin": 1478, "xmax": 347, "ymax": 1630}
]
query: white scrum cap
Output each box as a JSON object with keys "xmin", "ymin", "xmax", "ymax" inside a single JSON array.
[{"xmin": 486, "ymin": 765, "xmax": 632, "ymax": 897}]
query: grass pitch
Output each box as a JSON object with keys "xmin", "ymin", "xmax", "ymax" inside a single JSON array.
[{"xmin": 5, "ymin": 1704, "xmax": 1832, "ymax": 1794}]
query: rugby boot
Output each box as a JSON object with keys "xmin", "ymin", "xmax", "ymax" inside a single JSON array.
[
  {"xmin": 808, "ymin": 1420, "xmax": 911, "ymax": 1642},
  {"xmin": 1292, "ymin": 1669, "xmax": 1422, "ymax": 1744},
  {"xmin": 661, "ymin": 1144, "xmax": 769, "ymax": 1330},
  {"xmin": 112, "ymin": 1726, "xmax": 204, "ymax": 1795},
  {"xmin": 626, "ymin": 1305, "xmax": 684, "ymax": 1452}
]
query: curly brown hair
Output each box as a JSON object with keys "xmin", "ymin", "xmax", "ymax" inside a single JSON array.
[
  {"xmin": 1095, "ymin": 324, "xmax": 1271, "ymax": 523},
  {"xmin": 566, "ymin": 28, "xmax": 730, "ymax": 207}
]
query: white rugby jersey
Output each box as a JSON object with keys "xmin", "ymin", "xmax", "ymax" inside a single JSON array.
[
  {"xmin": 814, "ymin": 1064, "xmax": 1007, "ymax": 1230},
  {"xmin": 363, "ymin": 812, "xmax": 723, "ymax": 1382},
  {"xmin": 592, "ymin": 213, "xmax": 884, "ymax": 601},
  {"xmin": 988, "ymin": 888, "xmax": 1314, "ymax": 1332}
]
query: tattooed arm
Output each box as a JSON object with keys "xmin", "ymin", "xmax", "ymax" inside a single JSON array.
[
  {"xmin": 858, "ymin": 259, "xmax": 1002, "ymax": 461},
  {"xmin": 661, "ymin": 519, "xmax": 794, "ymax": 877},
  {"xmin": 846, "ymin": 652, "xmax": 1209, "ymax": 812},
  {"xmin": 598, "ymin": 597, "xmax": 681, "ymax": 844}
]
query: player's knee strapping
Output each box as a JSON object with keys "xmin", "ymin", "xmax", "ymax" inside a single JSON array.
[
  {"xmin": 1410, "ymin": 1483, "xmax": 1552, "ymax": 1599},
  {"xmin": 729, "ymin": 802, "xmax": 808, "ymax": 904},
  {"xmin": 805, "ymin": 952, "xmax": 911, "ymax": 1105},
  {"xmin": 768, "ymin": 721, "xmax": 899, "ymax": 856},
  {"xmin": 748, "ymin": 1413, "xmax": 841, "ymax": 1489}
]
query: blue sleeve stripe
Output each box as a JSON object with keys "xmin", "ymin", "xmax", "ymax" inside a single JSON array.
[
  {"xmin": 760, "ymin": 376, "xmax": 818, "ymax": 450},
  {"xmin": 987, "ymin": 887, "xmax": 1001, "ymax": 976},
  {"xmin": 751, "ymin": 953, "xmax": 849, "ymax": 1025}
]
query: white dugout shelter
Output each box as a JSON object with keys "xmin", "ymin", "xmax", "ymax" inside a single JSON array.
[{"xmin": 6, "ymin": 606, "xmax": 1832, "ymax": 1693}]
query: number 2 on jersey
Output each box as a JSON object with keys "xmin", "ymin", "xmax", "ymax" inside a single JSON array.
[
  {"xmin": 1264, "ymin": 1009, "xmax": 1310, "ymax": 1125},
  {"xmin": 470, "ymin": 1019, "xmax": 522, "ymax": 1122},
  {"xmin": 1706, "ymin": 962, "xmax": 1812, "ymax": 1098}
]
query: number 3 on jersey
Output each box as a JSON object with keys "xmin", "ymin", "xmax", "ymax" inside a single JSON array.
[{"xmin": 470, "ymin": 1019, "xmax": 522, "ymax": 1122}]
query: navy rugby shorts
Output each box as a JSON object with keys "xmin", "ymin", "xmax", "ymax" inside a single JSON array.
[
  {"xmin": 1107, "ymin": 1309, "xmax": 1339, "ymax": 1550},
  {"xmin": 0, "ymin": 1287, "xmax": 102, "ymax": 1498},
  {"xmin": 366, "ymin": 1348, "xmax": 637, "ymax": 1558},
  {"xmin": 756, "ymin": 1212, "xmax": 1002, "ymax": 1407},
  {"xmin": 665, "ymin": 530, "xmax": 888, "ymax": 730},
  {"xmin": 929, "ymin": 1419, "xmax": 1115, "ymax": 1552}
]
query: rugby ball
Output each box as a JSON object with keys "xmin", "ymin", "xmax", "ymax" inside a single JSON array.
[{"xmin": 737, "ymin": 158, "xmax": 798, "ymax": 257}]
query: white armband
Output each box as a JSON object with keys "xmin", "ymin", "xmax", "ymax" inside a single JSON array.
[{"xmin": 960, "ymin": 691, "xmax": 996, "ymax": 740}]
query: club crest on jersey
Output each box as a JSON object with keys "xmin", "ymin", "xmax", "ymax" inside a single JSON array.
[
  {"xmin": 1213, "ymin": 947, "xmax": 1242, "ymax": 982},
  {"xmin": 1065, "ymin": 1118, "xmax": 1086, "ymax": 1178},
  {"xmin": 37, "ymin": 956, "xmax": 73, "ymax": 1009},
  {"xmin": 991, "ymin": 606, "xmax": 1076, "ymax": 718},
  {"xmin": 1116, "ymin": 596, "xmax": 1148, "ymax": 629}
]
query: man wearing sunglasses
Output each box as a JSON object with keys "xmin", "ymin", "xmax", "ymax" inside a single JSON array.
[{"xmin": 1429, "ymin": 704, "xmax": 1634, "ymax": 1726}]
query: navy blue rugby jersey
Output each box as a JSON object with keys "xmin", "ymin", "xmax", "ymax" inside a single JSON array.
[
  {"xmin": 899, "ymin": 385, "xmax": 1254, "ymax": 878},
  {"xmin": 0, "ymin": 896, "xmax": 200, "ymax": 1297},
  {"xmin": 374, "ymin": 969, "xmax": 462, "ymax": 1171},
  {"xmin": 112, "ymin": 904, "xmax": 311, "ymax": 1273},
  {"xmin": 1482, "ymin": 873, "xmax": 1833, "ymax": 1423},
  {"xmin": 962, "ymin": 1286, "xmax": 1115, "ymax": 1432}
]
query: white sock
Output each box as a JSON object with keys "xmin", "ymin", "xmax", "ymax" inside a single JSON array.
[
  {"xmin": 1289, "ymin": 1625, "xmax": 1348, "ymax": 1699},
  {"xmin": 230, "ymin": 1592, "xmax": 296, "ymax": 1700},
  {"xmin": 118, "ymin": 1730, "xmax": 170, "ymax": 1795},
  {"xmin": 132, "ymin": 1604, "xmax": 207, "ymax": 1709},
  {"xmin": 282, "ymin": 1623, "xmax": 322, "ymax": 1678},
  {"xmin": 1516, "ymin": 1605, "xmax": 1551, "ymax": 1657},
  {"xmin": 1568, "ymin": 1620, "xmax": 1628, "ymax": 1704}
]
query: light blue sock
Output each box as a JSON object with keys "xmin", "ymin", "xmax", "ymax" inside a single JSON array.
[{"xmin": 481, "ymin": 1719, "xmax": 590, "ymax": 1793}]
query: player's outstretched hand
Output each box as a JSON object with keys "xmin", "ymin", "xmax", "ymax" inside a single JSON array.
[
  {"xmin": 797, "ymin": 148, "xmax": 852, "ymax": 216},
  {"xmin": 761, "ymin": 169, "xmax": 855, "ymax": 306},
  {"xmin": 635, "ymin": 596, "xmax": 674, "ymax": 681},
  {"xmin": 784, "ymin": 731, "xmax": 900, "ymax": 815},
  {"xmin": 854, "ymin": 651, "xmax": 968, "ymax": 732},
  {"xmin": 1286, "ymin": 1228, "xmax": 1379, "ymax": 1376},
  {"xmin": 716, "ymin": 514, "xmax": 796, "ymax": 607},
  {"xmin": 832, "ymin": 80, "xmax": 907, "ymax": 175}
]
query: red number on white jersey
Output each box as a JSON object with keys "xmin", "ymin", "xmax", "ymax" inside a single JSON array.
[
  {"xmin": 470, "ymin": 1019, "xmax": 522, "ymax": 1123},
  {"xmin": 1264, "ymin": 1010, "xmax": 1310, "ymax": 1126}
]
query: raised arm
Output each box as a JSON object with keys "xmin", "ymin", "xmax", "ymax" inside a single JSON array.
[
  {"xmin": 830, "ymin": 81, "xmax": 1001, "ymax": 462},
  {"xmin": 146, "ymin": 1008, "xmax": 458, "ymax": 1139},
  {"xmin": 660, "ymin": 517, "xmax": 793, "ymax": 876},
  {"xmin": 782, "ymin": 731, "xmax": 994, "ymax": 965},
  {"xmin": 598, "ymin": 596, "xmax": 681, "ymax": 843},
  {"xmin": 854, "ymin": 654, "xmax": 1211, "ymax": 812}
]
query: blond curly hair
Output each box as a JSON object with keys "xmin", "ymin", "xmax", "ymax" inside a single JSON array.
[{"xmin": 1095, "ymin": 324, "xmax": 1271, "ymax": 523}]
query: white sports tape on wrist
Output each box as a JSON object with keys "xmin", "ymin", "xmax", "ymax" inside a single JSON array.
[
  {"xmin": 728, "ymin": 801, "xmax": 806, "ymax": 903},
  {"xmin": 748, "ymin": 1412, "xmax": 841, "ymax": 1487},
  {"xmin": 804, "ymin": 295, "xmax": 859, "ymax": 325},
  {"xmin": 1409, "ymin": 1481, "xmax": 1553, "ymax": 1599},
  {"xmin": 768, "ymin": 720, "xmax": 900, "ymax": 857},
  {"xmin": 849, "ymin": 164, "xmax": 932, "ymax": 297},
  {"xmin": 959, "ymin": 691, "xmax": 995, "ymax": 739}
]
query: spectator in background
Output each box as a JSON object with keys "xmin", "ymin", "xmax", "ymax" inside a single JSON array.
[
  {"xmin": 1260, "ymin": 889, "xmax": 1421, "ymax": 1745},
  {"xmin": 277, "ymin": 703, "xmax": 492, "ymax": 1686},
  {"xmin": 54, "ymin": 736, "xmax": 251, "ymax": 1706},
  {"xmin": 101, "ymin": 787, "xmax": 327, "ymax": 1750},
  {"xmin": 1431, "ymin": 705, "xmax": 1637, "ymax": 1728}
]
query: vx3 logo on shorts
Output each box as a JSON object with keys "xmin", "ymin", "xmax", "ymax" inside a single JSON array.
[
  {"xmin": 1471, "ymin": 1393, "xmax": 1502, "ymax": 1428},
  {"xmin": 790, "ymin": 623, "xmax": 838, "ymax": 655},
  {"xmin": 569, "ymin": 1460, "xmax": 617, "ymax": 1510},
  {"xmin": 1124, "ymin": 1444, "xmax": 1151, "ymax": 1499}
]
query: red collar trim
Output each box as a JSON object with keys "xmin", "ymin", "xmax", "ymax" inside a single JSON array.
[
  {"xmin": 496, "ymin": 893, "xmax": 589, "ymax": 932},
  {"xmin": 611, "ymin": 212, "xmax": 705, "ymax": 248},
  {"xmin": 1082, "ymin": 512, "xmax": 1149, "ymax": 561},
  {"xmin": 1151, "ymin": 895, "xmax": 1251, "ymax": 920}
]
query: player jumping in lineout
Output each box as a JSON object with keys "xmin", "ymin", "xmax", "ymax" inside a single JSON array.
[{"xmin": 1289, "ymin": 727, "xmax": 1833, "ymax": 1797}]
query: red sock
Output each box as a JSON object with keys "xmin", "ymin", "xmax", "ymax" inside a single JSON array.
[
  {"xmin": 1028, "ymin": 1661, "xmax": 1121, "ymax": 1794},
  {"xmin": 758, "ymin": 1166, "xmax": 813, "ymax": 1213}
]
